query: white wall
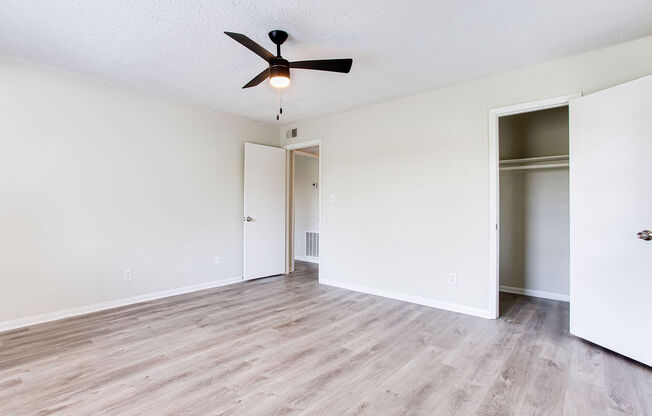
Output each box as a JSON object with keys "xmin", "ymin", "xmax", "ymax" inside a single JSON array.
[
  {"xmin": 294, "ymin": 155, "xmax": 319, "ymax": 259},
  {"xmin": 0, "ymin": 58, "xmax": 278, "ymax": 323},
  {"xmin": 280, "ymin": 36, "xmax": 652, "ymax": 317}
]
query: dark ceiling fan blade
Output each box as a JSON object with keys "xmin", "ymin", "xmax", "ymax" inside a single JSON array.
[
  {"xmin": 242, "ymin": 68, "xmax": 270, "ymax": 89},
  {"xmin": 224, "ymin": 32, "xmax": 275, "ymax": 62},
  {"xmin": 290, "ymin": 59, "xmax": 353, "ymax": 73}
]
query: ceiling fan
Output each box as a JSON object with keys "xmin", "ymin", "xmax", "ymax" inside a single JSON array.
[{"xmin": 224, "ymin": 30, "xmax": 353, "ymax": 90}]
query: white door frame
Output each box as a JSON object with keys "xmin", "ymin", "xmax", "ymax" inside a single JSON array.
[
  {"xmin": 488, "ymin": 93, "xmax": 580, "ymax": 319},
  {"xmin": 284, "ymin": 139, "xmax": 322, "ymax": 282}
]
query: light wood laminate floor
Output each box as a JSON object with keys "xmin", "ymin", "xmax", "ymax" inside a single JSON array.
[{"xmin": 1, "ymin": 261, "xmax": 650, "ymax": 415}]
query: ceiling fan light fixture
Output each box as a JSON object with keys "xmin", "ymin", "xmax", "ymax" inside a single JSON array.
[
  {"xmin": 270, "ymin": 75, "xmax": 290, "ymax": 88},
  {"xmin": 269, "ymin": 61, "xmax": 290, "ymax": 88}
]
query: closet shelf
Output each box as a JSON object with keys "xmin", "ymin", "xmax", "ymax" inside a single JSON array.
[{"xmin": 499, "ymin": 155, "xmax": 569, "ymax": 171}]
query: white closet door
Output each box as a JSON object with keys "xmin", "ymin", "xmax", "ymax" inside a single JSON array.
[{"xmin": 569, "ymin": 74, "xmax": 652, "ymax": 366}]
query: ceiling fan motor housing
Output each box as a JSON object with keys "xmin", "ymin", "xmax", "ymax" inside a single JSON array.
[{"xmin": 269, "ymin": 58, "xmax": 290, "ymax": 80}]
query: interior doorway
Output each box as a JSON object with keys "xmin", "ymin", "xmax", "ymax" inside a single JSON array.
[
  {"xmin": 285, "ymin": 140, "xmax": 321, "ymax": 278},
  {"xmin": 489, "ymin": 94, "xmax": 579, "ymax": 318}
]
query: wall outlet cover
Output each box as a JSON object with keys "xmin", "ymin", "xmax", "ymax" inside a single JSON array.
[{"xmin": 448, "ymin": 273, "xmax": 457, "ymax": 285}]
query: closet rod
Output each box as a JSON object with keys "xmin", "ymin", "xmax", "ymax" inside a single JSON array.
[
  {"xmin": 500, "ymin": 162, "xmax": 569, "ymax": 171},
  {"xmin": 499, "ymin": 155, "xmax": 569, "ymax": 165}
]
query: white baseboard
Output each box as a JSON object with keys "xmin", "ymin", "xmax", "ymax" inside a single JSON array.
[
  {"xmin": 0, "ymin": 275, "xmax": 243, "ymax": 333},
  {"xmin": 294, "ymin": 255, "xmax": 320, "ymax": 264},
  {"xmin": 499, "ymin": 285, "xmax": 569, "ymax": 302},
  {"xmin": 320, "ymin": 278, "xmax": 494, "ymax": 319}
]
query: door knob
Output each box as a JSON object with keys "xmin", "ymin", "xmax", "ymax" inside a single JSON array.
[
  {"xmin": 244, "ymin": 216, "xmax": 253, "ymax": 222},
  {"xmin": 637, "ymin": 230, "xmax": 652, "ymax": 241}
]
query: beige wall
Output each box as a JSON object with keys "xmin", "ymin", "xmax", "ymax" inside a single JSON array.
[
  {"xmin": 280, "ymin": 36, "xmax": 652, "ymax": 316},
  {"xmin": 499, "ymin": 106, "xmax": 569, "ymax": 159},
  {"xmin": 0, "ymin": 58, "xmax": 278, "ymax": 323},
  {"xmin": 500, "ymin": 170, "xmax": 570, "ymax": 296}
]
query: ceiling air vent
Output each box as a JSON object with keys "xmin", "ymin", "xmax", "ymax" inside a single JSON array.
[{"xmin": 286, "ymin": 128, "xmax": 298, "ymax": 138}]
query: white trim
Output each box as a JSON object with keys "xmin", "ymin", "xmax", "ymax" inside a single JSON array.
[
  {"xmin": 320, "ymin": 278, "xmax": 494, "ymax": 319},
  {"xmin": 499, "ymin": 285, "xmax": 570, "ymax": 302},
  {"xmin": 488, "ymin": 93, "xmax": 580, "ymax": 319},
  {"xmin": 294, "ymin": 255, "xmax": 320, "ymax": 264},
  {"xmin": 284, "ymin": 139, "xmax": 322, "ymax": 150},
  {"xmin": 0, "ymin": 276, "xmax": 243, "ymax": 333},
  {"xmin": 284, "ymin": 139, "xmax": 322, "ymax": 283},
  {"xmin": 489, "ymin": 94, "xmax": 581, "ymax": 118}
]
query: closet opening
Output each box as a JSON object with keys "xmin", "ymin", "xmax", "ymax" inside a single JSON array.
[
  {"xmin": 284, "ymin": 141, "xmax": 321, "ymax": 280},
  {"xmin": 489, "ymin": 94, "xmax": 579, "ymax": 318}
]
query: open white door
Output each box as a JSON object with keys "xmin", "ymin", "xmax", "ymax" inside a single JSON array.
[
  {"xmin": 243, "ymin": 143, "xmax": 286, "ymax": 280},
  {"xmin": 570, "ymin": 74, "xmax": 652, "ymax": 366}
]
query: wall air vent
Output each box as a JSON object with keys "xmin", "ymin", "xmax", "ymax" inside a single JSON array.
[
  {"xmin": 286, "ymin": 128, "xmax": 298, "ymax": 138},
  {"xmin": 305, "ymin": 231, "xmax": 319, "ymax": 258}
]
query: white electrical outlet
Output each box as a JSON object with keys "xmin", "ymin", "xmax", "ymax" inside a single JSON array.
[
  {"xmin": 329, "ymin": 194, "xmax": 336, "ymax": 203},
  {"xmin": 448, "ymin": 272, "xmax": 457, "ymax": 285},
  {"xmin": 124, "ymin": 269, "xmax": 133, "ymax": 281},
  {"xmin": 215, "ymin": 254, "xmax": 221, "ymax": 265}
]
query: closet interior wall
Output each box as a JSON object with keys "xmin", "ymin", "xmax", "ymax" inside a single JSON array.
[
  {"xmin": 294, "ymin": 153, "xmax": 319, "ymax": 262},
  {"xmin": 499, "ymin": 106, "xmax": 570, "ymax": 300}
]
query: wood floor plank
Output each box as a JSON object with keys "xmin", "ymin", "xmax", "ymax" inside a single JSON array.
[{"xmin": 1, "ymin": 261, "xmax": 650, "ymax": 415}]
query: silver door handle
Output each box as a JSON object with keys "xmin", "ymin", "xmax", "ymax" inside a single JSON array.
[
  {"xmin": 244, "ymin": 216, "xmax": 253, "ymax": 222},
  {"xmin": 637, "ymin": 230, "xmax": 651, "ymax": 241}
]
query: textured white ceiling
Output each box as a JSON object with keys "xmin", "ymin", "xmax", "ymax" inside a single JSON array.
[{"xmin": 1, "ymin": 1, "xmax": 652, "ymax": 124}]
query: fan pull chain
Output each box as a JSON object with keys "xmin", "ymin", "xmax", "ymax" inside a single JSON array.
[{"xmin": 276, "ymin": 90, "xmax": 284, "ymax": 121}]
